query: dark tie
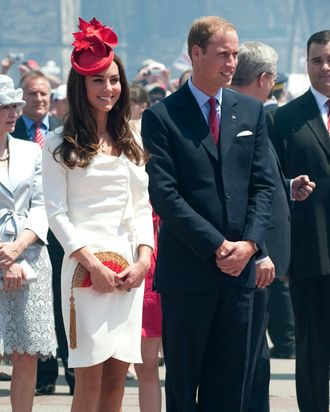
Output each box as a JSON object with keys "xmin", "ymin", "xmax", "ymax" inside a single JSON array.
[
  {"xmin": 326, "ymin": 99, "xmax": 330, "ymax": 133},
  {"xmin": 33, "ymin": 122, "xmax": 44, "ymax": 148},
  {"xmin": 208, "ymin": 97, "xmax": 219, "ymax": 144}
]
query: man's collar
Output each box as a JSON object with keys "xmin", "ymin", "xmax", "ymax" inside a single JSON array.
[
  {"xmin": 310, "ymin": 85, "xmax": 329, "ymax": 107},
  {"xmin": 22, "ymin": 114, "xmax": 50, "ymax": 129},
  {"xmin": 188, "ymin": 77, "xmax": 223, "ymax": 107}
]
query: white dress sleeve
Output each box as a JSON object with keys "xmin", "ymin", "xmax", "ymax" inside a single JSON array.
[
  {"xmin": 42, "ymin": 131, "xmax": 87, "ymax": 255},
  {"xmin": 129, "ymin": 161, "xmax": 154, "ymax": 250},
  {"xmin": 129, "ymin": 129, "xmax": 154, "ymax": 250}
]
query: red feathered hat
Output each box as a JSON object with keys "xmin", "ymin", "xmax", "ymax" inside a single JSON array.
[{"xmin": 71, "ymin": 17, "xmax": 118, "ymax": 76}]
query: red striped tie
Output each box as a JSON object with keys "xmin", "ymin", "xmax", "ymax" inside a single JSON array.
[
  {"xmin": 208, "ymin": 97, "xmax": 219, "ymax": 144},
  {"xmin": 326, "ymin": 99, "xmax": 330, "ymax": 133},
  {"xmin": 33, "ymin": 122, "xmax": 45, "ymax": 148}
]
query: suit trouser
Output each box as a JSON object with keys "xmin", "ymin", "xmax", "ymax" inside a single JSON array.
[
  {"xmin": 268, "ymin": 278, "xmax": 295, "ymax": 353},
  {"xmin": 37, "ymin": 231, "xmax": 74, "ymax": 390},
  {"xmin": 242, "ymin": 288, "xmax": 270, "ymax": 412},
  {"xmin": 161, "ymin": 278, "xmax": 254, "ymax": 412},
  {"xmin": 290, "ymin": 276, "xmax": 330, "ymax": 412}
]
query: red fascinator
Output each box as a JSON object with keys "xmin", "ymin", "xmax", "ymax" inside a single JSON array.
[{"xmin": 71, "ymin": 17, "xmax": 118, "ymax": 76}]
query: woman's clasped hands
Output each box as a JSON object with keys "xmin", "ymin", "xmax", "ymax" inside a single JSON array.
[
  {"xmin": 3, "ymin": 263, "xmax": 26, "ymax": 291},
  {"xmin": 90, "ymin": 262, "xmax": 123, "ymax": 293}
]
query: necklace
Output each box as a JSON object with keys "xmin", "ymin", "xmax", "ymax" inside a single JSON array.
[{"xmin": 100, "ymin": 142, "xmax": 108, "ymax": 153}]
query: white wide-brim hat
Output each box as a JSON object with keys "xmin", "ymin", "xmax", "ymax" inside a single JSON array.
[{"xmin": 0, "ymin": 75, "xmax": 26, "ymax": 108}]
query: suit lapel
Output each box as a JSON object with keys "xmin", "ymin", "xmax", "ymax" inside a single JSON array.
[
  {"xmin": 0, "ymin": 134, "xmax": 15, "ymax": 193},
  {"xmin": 220, "ymin": 89, "xmax": 238, "ymax": 163},
  {"xmin": 300, "ymin": 90, "xmax": 330, "ymax": 158},
  {"xmin": 12, "ymin": 117, "xmax": 29, "ymax": 140},
  {"xmin": 178, "ymin": 84, "xmax": 218, "ymax": 161}
]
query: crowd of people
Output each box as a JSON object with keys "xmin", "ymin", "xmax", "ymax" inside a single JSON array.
[{"xmin": 0, "ymin": 14, "xmax": 329, "ymax": 412}]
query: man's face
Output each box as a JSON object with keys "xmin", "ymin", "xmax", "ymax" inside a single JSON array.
[
  {"xmin": 307, "ymin": 41, "xmax": 330, "ymax": 97},
  {"xmin": 192, "ymin": 28, "xmax": 239, "ymax": 95},
  {"xmin": 22, "ymin": 77, "xmax": 51, "ymax": 122}
]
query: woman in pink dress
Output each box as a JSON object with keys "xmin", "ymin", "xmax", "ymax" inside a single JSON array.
[{"xmin": 135, "ymin": 212, "xmax": 162, "ymax": 412}]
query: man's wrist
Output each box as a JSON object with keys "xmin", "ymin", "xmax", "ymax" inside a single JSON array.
[{"xmin": 245, "ymin": 240, "xmax": 259, "ymax": 254}]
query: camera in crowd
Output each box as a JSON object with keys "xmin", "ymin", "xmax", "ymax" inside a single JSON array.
[{"xmin": 8, "ymin": 52, "xmax": 24, "ymax": 63}]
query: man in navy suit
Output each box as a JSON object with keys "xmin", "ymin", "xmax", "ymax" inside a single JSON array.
[
  {"xmin": 142, "ymin": 16, "xmax": 274, "ymax": 412},
  {"xmin": 231, "ymin": 41, "xmax": 315, "ymax": 412}
]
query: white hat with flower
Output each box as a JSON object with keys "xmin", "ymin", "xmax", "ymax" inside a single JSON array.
[{"xmin": 0, "ymin": 75, "xmax": 25, "ymax": 108}]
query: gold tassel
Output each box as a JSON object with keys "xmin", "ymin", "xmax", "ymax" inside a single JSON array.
[{"xmin": 69, "ymin": 288, "xmax": 77, "ymax": 349}]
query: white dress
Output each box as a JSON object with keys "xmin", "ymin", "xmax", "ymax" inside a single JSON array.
[{"xmin": 42, "ymin": 129, "xmax": 154, "ymax": 368}]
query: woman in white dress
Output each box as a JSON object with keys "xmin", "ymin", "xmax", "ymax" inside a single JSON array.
[
  {"xmin": 42, "ymin": 18, "xmax": 153, "ymax": 412},
  {"xmin": 0, "ymin": 74, "xmax": 56, "ymax": 411}
]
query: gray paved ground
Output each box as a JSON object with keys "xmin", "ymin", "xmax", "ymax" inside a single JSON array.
[{"xmin": 0, "ymin": 358, "xmax": 300, "ymax": 411}]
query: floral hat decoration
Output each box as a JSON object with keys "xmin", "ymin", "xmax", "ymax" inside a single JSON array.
[{"xmin": 71, "ymin": 17, "xmax": 118, "ymax": 76}]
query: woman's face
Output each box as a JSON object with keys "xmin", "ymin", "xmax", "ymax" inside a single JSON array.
[
  {"xmin": 0, "ymin": 104, "xmax": 20, "ymax": 136},
  {"xmin": 85, "ymin": 61, "xmax": 122, "ymax": 116}
]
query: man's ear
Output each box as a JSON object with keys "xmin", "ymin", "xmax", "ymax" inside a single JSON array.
[
  {"xmin": 191, "ymin": 45, "xmax": 201, "ymax": 60},
  {"xmin": 257, "ymin": 72, "xmax": 267, "ymax": 87}
]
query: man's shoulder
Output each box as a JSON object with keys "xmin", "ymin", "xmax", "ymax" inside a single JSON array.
[
  {"xmin": 11, "ymin": 116, "xmax": 27, "ymax": 139},
  {"xmin": 144, "ymin": 86, "xmax": 189, "ymax": 120},
  {"xmin": 225, "ymin": 88, "xmax": 263, "ymax": 109},
  {"xmin": 49, "ymin": 115, "xmax": 63, "ymax": 130},
  {"xmin": 276, "ymin": 90, "xmax": 310, "ymax": 115}
]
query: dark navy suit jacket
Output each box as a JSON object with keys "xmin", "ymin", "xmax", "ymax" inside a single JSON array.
[{"xmin": 142, "ymin": 83, "xmax": 274, "ymax": 293}]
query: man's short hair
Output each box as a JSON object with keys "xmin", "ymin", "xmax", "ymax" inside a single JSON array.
[
  {"xmin": 187, "ymin": 16, "xmax": 235, "ymax": 60},
  {"xmin": 307, "ymin": 30, "xmax": 330, "ymax": 58},
  {"xmin": 19, "ymin": 70, "xmax": 51, "ymax": 91},
  {"xmin": 231, "ymin": 41, "xmax": 278, "ymax": 87},
  {"xmin": 129, "ymin": 83, "xmax": 149, "ymax": 105}
]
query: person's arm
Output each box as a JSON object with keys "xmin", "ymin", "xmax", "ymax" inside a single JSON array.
[
  {"xmin": 291, "ymin": 175, "xmax": 316, "ymax": 201},
  {"xmin": 116, "ymin": 161, "xmax": 154, "ymax": 290},
  {"xmin": 216, "ymin": 105, "xmax": 275, "ymax": 276},
  {"xmin": 241, "ymin": 106, "xmax": 275, "ymax": 246},
  {"xmin": 0, "ymin": 230, "xmax": 38, "ymax": 269},
  {"xmin": 255, "ymin": 257, "xmax": 275, "ymax": 288},
  {"xmin": 42, "ymin": 134, "xmax": 87, "ymax": 256},
  {"xmin": 0, "ymin": 146, "xmax": 47, "ymax": 267},
  {"xmin": 0, "ymin": 56, "xmax": 14, "ymax": 74}
]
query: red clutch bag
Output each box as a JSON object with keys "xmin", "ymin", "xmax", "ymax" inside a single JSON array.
[{"xmin": 70, "ymin": 251, "xmax": 129, "ymax": 349}]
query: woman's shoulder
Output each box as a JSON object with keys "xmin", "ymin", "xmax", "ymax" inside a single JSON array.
[
  {"xmin": 130, "ymin": 127, "xmax": 143, "ymax": 147},
  {"xmin": 45, "ymin": 126, "xmax": 64, "ymax": 150},
  {"xmin": 8, "ymin": 134, "xmax": 41, "ymax": 155}
]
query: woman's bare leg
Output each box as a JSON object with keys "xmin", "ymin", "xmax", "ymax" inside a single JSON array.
[
  {"xmin": 71, "ymin": 362, "xmax": 103, "ymax": 412},
  {"xmin": 134, "ymin": 337, "xmax": 162, "ymax": 412},
  {"xmin": 11, "ymin": 351, "xmax": 38, "ymax": 412},
  {"xmin": 98, "ymin": 357, "xmax": 129, "ymax": 412}
]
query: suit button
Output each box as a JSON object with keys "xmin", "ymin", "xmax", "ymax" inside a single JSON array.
[{"xmin": 225, "ymin": 192, "xmax": 230, "ymax": 199}]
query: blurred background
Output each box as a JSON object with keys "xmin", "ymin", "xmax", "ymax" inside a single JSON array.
[{"xmin": 0, "ymin": 0, "xmax": 328, "ymax": 97}]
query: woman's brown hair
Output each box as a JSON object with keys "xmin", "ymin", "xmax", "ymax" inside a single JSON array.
[{"xmin": 54, "ymin": 54, "xmax": 147, "ymax": 168}]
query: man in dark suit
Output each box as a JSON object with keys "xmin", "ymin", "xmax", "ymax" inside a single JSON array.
[
  {"xmin": 231, "ymin": 41, "xmax": 315, "ymax": 412},
  {"xmin": 270, "ymin": 30, "xmax": 330, "ymax": 412},
  {"xmin": 142, "ymin": 16, "xmax": 275, "ymax": 412},
  {"xmin": 264, "ymin": 73, "xmax": 296, "ymax": 361},
  {"xmin": 11, "ymin": 70, "xmax": 74, "ymax": 395}
]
